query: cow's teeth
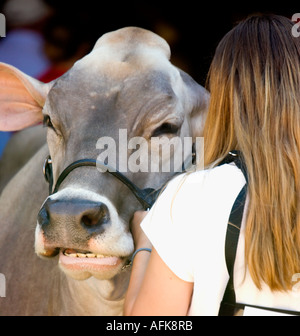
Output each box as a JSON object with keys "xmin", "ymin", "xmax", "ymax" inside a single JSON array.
[
  {"xmin": 68, "ymin": 253, "xmax": 77, "ymax": 258},
  {"xmin": 76, "ymin": 253, "xmax": 86, "ymax": 258},
  {"xmin": 63, "ymin": 250, "xmax": 108, "ymax": 258}
]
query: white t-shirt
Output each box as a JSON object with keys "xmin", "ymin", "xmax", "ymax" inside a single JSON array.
[{"xmin": 141, "ymin": 163, "xmax": 300, "ymax": 316}]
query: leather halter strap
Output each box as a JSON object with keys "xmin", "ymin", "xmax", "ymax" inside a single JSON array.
[
  {"xmin": 44, "ymin": 158, "xmax": 159, "ymax": 209},
  {"xmin": 43, "ymin": 147, "xmax": 195, "ymax": 210}
]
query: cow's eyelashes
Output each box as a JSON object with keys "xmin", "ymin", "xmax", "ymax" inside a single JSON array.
[
  {"xmin": 151, "ymin": 123, "xmax": 180, "ymax": 137},
  {"xmin": 43, "ymin": 115, "xmax": 55, "ymax": 130}
]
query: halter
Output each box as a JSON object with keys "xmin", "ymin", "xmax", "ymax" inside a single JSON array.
[{"xmin": 42, "ymin": 146, "xmax": 196, "ymax": 210}]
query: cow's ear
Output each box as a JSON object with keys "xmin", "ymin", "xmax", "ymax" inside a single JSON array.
[
  {"xmin": 0, "ymin": 63, "xmax": 53, "ymax": 131},
  {"xmin": 180, "ymin": 70, "xmax": 210, "ymax": 139}
]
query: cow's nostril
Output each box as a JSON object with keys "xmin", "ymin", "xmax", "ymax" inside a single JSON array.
[
  {"xmin": 82, "ymin": 215, "xmax": 99, "ymax": 227},
  {"xmin": 38, "ymin": 206, "xmax": 50, "ymax": 227},
  {"xmin": 80, "ymin": 203, "xmax": 110, "ymax": 232}
]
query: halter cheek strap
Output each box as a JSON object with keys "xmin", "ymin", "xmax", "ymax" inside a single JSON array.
[
  {"xmin": 42, "ymin": 145, "xmax": 195, "ymax": 210},
  {"xmin": 43, "ymin": 156, "xmax": 160, "ymax": 210}
]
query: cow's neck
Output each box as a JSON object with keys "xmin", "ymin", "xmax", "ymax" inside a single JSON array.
[{"xmin": 57, "ymin": 270, "xmax": 130, "ymax": 316}]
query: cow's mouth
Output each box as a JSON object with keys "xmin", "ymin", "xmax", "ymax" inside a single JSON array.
[
  {"xmin": 38, "ymin": 247, "xmax": 128, "ymax": 280},
  {"xmin": 58, "ymin": 248, "xmax": 127, "ymax": 280}
]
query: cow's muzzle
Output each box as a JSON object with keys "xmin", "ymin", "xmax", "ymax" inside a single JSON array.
[{"xmin": 35, "ymin": 188, "xmax": 134, "ymax": 280}]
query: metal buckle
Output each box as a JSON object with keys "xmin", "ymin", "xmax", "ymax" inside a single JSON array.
[
  {"xmin": 43, "ymin": 155, "xmax": 52, "ymax": 182},
  {"xmin": 229, "ymin": 151, "xmax": 238, "ymax": 157}
]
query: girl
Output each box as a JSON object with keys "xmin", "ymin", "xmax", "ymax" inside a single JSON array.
[{"xmin": 124, "ymin": 14, "xmax": 300, "ymax": 316}]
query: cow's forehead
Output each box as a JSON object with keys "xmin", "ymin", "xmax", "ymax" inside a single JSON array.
[
  {"xmin": 46, "ymin": 27, "xmax": 183, "ymax": 127},
  {"xmin": 48, "ymin": 56, "xmax": 178, "ymax": 113}
]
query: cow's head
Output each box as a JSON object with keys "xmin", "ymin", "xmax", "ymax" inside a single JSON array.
[{"xmin": 0, "ymin": 27, "xmax": 209, "ymax": 281}]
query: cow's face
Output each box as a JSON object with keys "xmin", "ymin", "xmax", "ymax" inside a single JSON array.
[{"xmin": 0, "ymin": 27, "xmax": 209, "ymax": 281}]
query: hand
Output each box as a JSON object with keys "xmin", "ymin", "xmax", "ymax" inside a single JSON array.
[{"xmin": 130, "ymin": 210, "xmax": 152, "ymax": 249}]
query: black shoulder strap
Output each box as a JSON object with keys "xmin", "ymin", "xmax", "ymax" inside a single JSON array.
[
  {"xmin": 217, "ymin": 151, "xmax": 248, "ymax": 316},
  {"xmin": 218, "ymin": 184, "xmax": 247, "ymax": 315}
]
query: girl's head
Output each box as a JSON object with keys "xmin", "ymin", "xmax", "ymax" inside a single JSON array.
[{"xmin": 204, "ymin": 14, "xmax": 300, "ymax": 165}]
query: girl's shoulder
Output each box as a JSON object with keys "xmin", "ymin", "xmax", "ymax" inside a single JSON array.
[{"xmin": 167, "ymin": 162, "xmax": 246, "ymax": 199}]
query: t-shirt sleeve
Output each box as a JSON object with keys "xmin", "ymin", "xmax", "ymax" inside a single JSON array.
[
  {"xmin": 141, "ymin": 164, "xmax": 247, "ymax": 285},
  {"xmin": 141, "ymin": 173, "xmax": 196, "ymax": 282}
]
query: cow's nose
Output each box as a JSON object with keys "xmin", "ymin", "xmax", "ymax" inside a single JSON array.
[{"xmin": 38, "ymin": 197, "xmax": 111, "ymax": 235}]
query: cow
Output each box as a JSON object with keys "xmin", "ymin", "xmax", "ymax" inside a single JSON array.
[
  {"xmin": 0, "ymin": 125, "xmax": 46, "ymax": 193},
  {"xmin": 0, "ymin": 27, "xmax": 209, "ymax": 315}
]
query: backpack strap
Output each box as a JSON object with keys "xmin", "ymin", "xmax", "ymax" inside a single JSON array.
[
  {"xmin": 217, "ymin": 151, "xmax": 248, "ymax": 316},
  {"xmin": 218, "ymin": 184, "xmax": 247, "ymax": 315}
]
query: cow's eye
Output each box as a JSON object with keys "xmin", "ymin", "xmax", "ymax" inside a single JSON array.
[
  {"xmin": 43, "ymin": 115, "xmax": 54, "ymax": 130},
  {"xmin": 151, "ymin": 123, "xmax": 179, "ymax": 137}
]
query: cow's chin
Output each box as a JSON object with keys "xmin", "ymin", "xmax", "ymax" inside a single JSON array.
[{"xmin": 58, "ymin": 249, "xmax": 126, "ymax": 280}]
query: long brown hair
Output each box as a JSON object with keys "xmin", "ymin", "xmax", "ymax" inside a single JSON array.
[{"xmin": 204, "ymin": 14, "xmax": 300, "ymax": 291}]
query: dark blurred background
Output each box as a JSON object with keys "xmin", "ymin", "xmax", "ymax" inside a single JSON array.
[{"xmin": 0, "ymin": 0, "xmax": 299, "ymax": 156}]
